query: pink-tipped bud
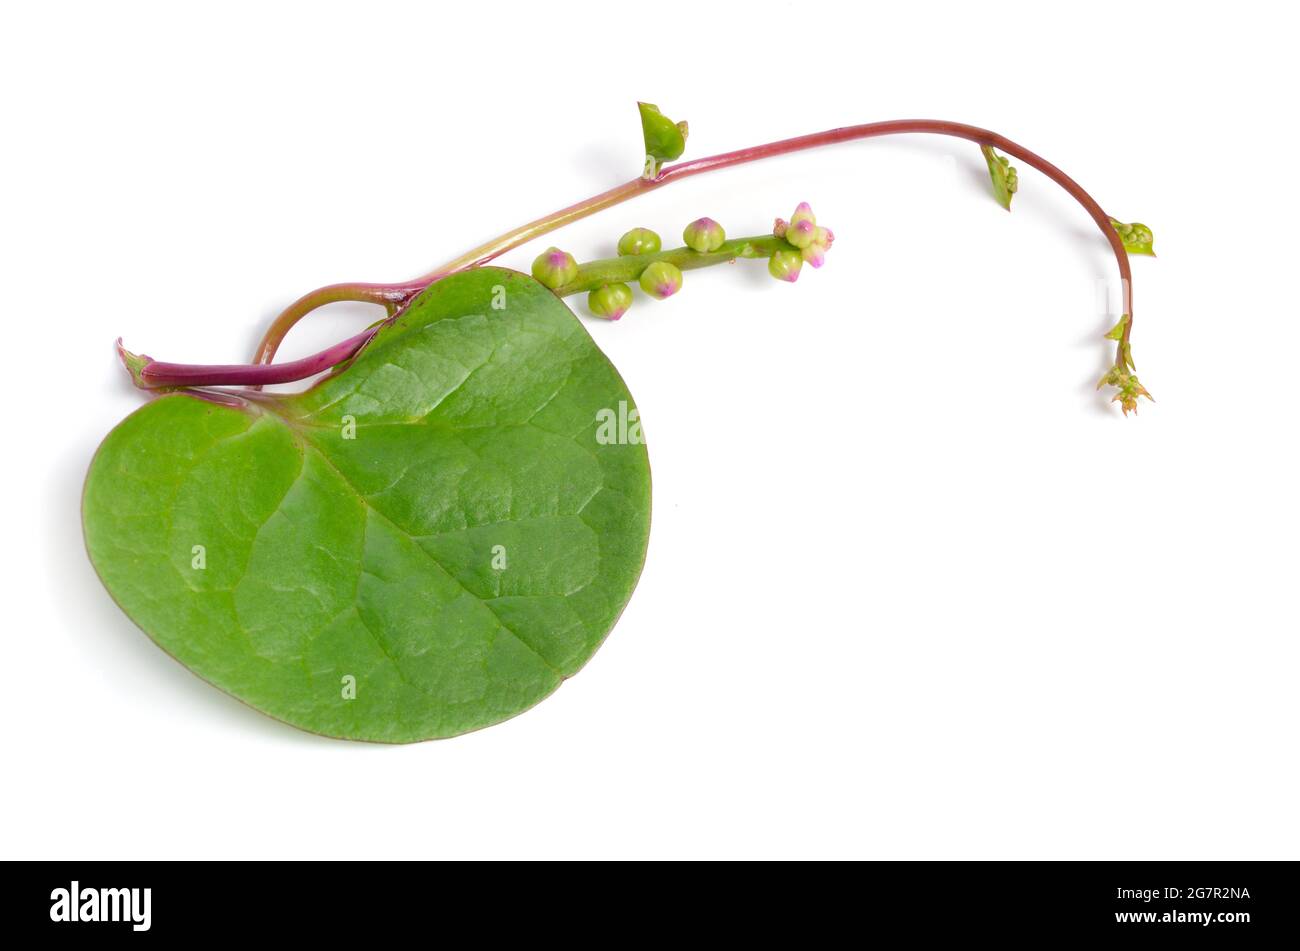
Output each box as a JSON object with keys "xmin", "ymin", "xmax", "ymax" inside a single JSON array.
[
  {"xmin": 588, "ymin": 282, "xmax": 634, "ymax": 321},
  {"xmin": 802, "ymin": 226, "xmax": 834, "ymax": 268},
  {"xmin": 772, "ymin": 218, "xmax": 788, "ymax": 238},
  {"xmin": 785, "ymin": 217, "xmax": 817, "ymax": 249},
  {"xmin": 638, "ymin": 261, "xmax": 683, "ymax": 299},
  {"xmin": 682, "ymin": 216, "xmax": 726, "ymax": 253},
  {"xmin": 768, "ymin": 248, "xmax": 803, "ymax": 282},
  {"xmin": 531, "ymin": 247, "xmax": 579, "ymax": 289},
  {"xmin": 789, "ymin": 202, "xmax": 816, "ymax": 228}
]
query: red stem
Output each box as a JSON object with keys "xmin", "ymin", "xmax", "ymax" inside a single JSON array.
[
  {"xmin": 138, "ymin": 327, "xmax": 380, "ymax": 388},
  {"xmin": 659, "ymin": 121, "xmax": 1132, "ymax": 318},
  {"xmin": 130, "ymin": 119, "xmax": 1136, "ymax": 390}
]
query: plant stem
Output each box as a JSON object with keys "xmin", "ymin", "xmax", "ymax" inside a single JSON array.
[
  {"xmin": 123, "ymin": 236, "xmax": 792, "ymax": 390},
  {"xmin": 130, "ymin": 327, "xmax": 380, "ymax": 389},
  {"xmin": 232, "ymin": 119, "xmax": 1133, "ymax": 377},
  {"xmin": 247, "ymin": 282, "xmax": 421, "ymax": 390}
]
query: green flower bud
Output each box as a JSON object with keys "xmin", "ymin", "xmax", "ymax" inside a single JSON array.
[
  {"xmin": 783, "ymin": 202, "xmax": 819, "ymax": 248},
  {"xmin": 789, "ymin": 201, "xmax": 816, "ymax": 228},
  {"xmin": 531, "ymin": 247, "xmax": 578, "ymax": 289},
  {"xmin": 638, "ymin": 261, "xmax": 683, "ymax": 299},
  {"xmin": 682, "ymin": 217, "xmax": 726, "ymax": 253},
  {"xmin": 617, "ymin": 227, "xmax": 662, "ymax": 257},
  {"xmin": 786, "ymin": 217, "xmax": 817, "ymax": 249},
  {"xmin": 1097, "ymin": 364, "xmax": 1153, "ymax": 416},
  {"xmin": 768, "ymin": 248, "xmax": 803, "ymax": 282},
  {"xmin": 980, "ymin": 145, "xmax": 1018, "ymax": 211},
  {"xmin": 588, "ymin": 282, "xmax": 634, "ymax": 321},
  {"xmin": 802, "ymin": 226, "xmax": 834, "ymax": 268}
]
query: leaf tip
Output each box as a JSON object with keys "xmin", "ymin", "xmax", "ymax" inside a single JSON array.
[
  {"xmin": 116, "ymin": 338, "xmax": 154, "ymax": 389},
  {"xmin": 1103, "ymin": 314, "xmax": 1131, "ymax": 342}
]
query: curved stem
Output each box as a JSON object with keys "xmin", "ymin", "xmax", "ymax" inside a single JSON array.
[
  {"xmin": 250, "ymin": 119, "xmax": 1134, "ymax": 370},
  {"xmin": 248, "ymin": 281, "xmax": 423, "ymax": 389},
  {"xmin": 134, "ymin": 327, "xmax": 380, "ymax": 389}
]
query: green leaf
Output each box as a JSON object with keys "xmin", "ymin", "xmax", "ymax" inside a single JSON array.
[
  {"xmin": 638, "ymin": 101, "xmax": 686, "ymax": 177},
  {"xmin": 83, "ymin": 268, "xmax": 652, "ymax": 742},
  {"xmin": 980, "ymin": 145, "xmax": 1018, "ymax": 211},
  {"xmin": 1104, "ymin": 314, "xmax": 1130, "ymax": 341},
  {"xmin": 1109, "ymin": 218, "xmax": 1156, "ymax": 256}
]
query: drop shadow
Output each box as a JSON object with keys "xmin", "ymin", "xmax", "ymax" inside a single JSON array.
[
  {"xmin": 572, "ymin": 143, "xmax": 635, "ymax": 191},
  {"xmin": 862, "ymin": 135, "xmax": 992, "ymax": 196}
]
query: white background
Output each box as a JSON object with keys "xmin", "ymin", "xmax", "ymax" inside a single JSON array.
[{"xmin": 3, "ymin": 1, "xmax": 1297, "ymax": 859}]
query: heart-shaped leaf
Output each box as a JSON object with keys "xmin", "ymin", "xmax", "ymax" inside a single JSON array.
[{"xmin": 83, "ymin": 267, "xmax": 652, "ymax": 742}]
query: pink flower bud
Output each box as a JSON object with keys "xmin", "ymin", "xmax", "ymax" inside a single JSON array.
[
  {"xmin": 639, "ymin": 261, "xmax": 683, "ymax": 299},
  {"xmin": 802, "ymin": 226, "xmax": 834, "ymax": 268},
  {"xmin": 683, "ymin": 217, "xmax": 727, "ymax": 253},
  {"xmin": 531, "ymin": 247, "xmax": 579, "ymax": 289},
  {"xmin": 789, "ymin": 202, "xmax": 816, "ymax": 228},
  {"xmin": 588, "ymin": 282, "xmax": 634, "ymax": 320},
  {"xmin": 768, "ymin": 248, "xmax": 803, "ymax": 282},
  {"xmin": 786, "ymin": 217, "xmax": 817, "ymax": 249}
]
